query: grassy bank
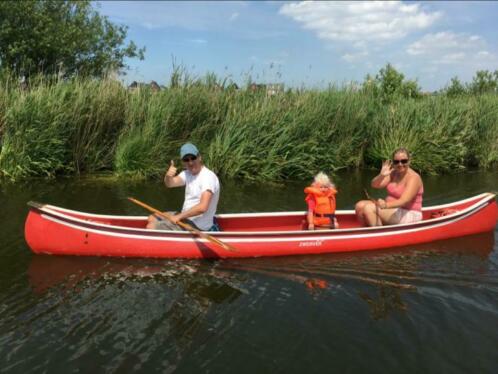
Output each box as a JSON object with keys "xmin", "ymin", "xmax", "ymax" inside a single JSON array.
[{"xmin": 0, "ymin": 76, "xmax": 497, "ymax": 182}]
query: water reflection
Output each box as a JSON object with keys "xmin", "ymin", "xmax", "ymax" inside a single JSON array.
[
  {"xmin": 28, "ymin": 256, "xmax": 244, "ymax": 298},
  {"xmin": 225, "ymin": 231, "xmax": 494, "ymax": 281},
  {"xmin": 219, "ymin": 232, "xmax": 496, "ymax": 319},
  {"xmin": 29, "ymin": 232, "xmax": 495, "ymax": 313},
  {"xmin": 24, "ymin": 256, "xmax": 246, "ymax": 372},
  {"xmin": 240, "ymin": 230, "xmax": 486, "ymax": 322},
  {"xmin": 359, "ymin": 287, "xmax": 408, "ymax": 320}
]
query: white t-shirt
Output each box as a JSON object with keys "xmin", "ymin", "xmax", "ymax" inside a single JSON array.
[{"xmin": 178, "ymin": 166, "xmax": 220, "ymax": 230}]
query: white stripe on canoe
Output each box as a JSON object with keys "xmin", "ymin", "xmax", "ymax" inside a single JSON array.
[
  {"xmin": 36, "ymin": 193, "xmax": 495, "ymax": 237},
  {"xmin": 39, "ymin": 199, "xmax": 488, "ymax": 244}
]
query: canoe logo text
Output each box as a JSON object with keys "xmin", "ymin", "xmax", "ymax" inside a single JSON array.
[{"xmin": 299, "ymin": 240, "xmax": 323, "ymax": 247}]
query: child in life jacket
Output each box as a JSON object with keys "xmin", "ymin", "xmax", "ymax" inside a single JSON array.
[{"xmin": 305, "ymin": 172, "xmax": 339, "ymax": 230}]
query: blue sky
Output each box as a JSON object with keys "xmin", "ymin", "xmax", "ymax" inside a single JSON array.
[{"xmin": 97, "ymin": 1, "xmax": 498, "ymax": 91}]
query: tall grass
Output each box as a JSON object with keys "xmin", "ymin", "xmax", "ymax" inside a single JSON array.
[
  {"xmin": 0, "ymin": 79, "xmax": 74, "ymax": 178},
  {"xmin": 115, "ymin": 85, "xmax": 223, "ymax": 177},
  {"xmin": 0, "ymin": 74, "xmax": 497, "ymax": 181},
  {"xmin": 68, "ymin": 79, "xmax": 127, "ymax": 172},
  {"xmin": 470, "ymin": 95, "xmax": 498, "ymax": 168},
  {"xmin": 366, "ymin": 97, "xmax": 476, "ymax": 174},
  {"xmin": 0, "ymin": 76, "xmax": 131, "ymax": 178},
  {"xmin": 206, "ymin": 88, "xmax": 372, "ymax": 181}
]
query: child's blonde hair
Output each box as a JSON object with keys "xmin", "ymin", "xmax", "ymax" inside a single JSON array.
[{"xmin": 313, "ymin": 172, "xmax": 335, "ymax": 188}]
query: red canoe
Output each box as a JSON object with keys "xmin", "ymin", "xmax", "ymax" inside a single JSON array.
[{"xmin": 25, "ymin": 193, "xmax": 497, "ymax": 259}]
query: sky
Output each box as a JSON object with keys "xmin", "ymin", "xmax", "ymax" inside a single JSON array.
[{"xmin": 96, "ymin": 1, "xmax": 498, "ymax": 91}]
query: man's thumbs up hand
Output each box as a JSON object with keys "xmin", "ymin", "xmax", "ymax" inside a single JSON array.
[{"xmin": 166, "ymin": 160, "xmax": 177, "ymax": 177}]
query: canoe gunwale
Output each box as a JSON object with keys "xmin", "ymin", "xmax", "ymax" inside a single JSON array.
[
  {"xmin": 28, "ymin": 193, "xmax": 496, "ymax": 238},
  {"xmin": 36, "ymin": 202, "xmax": 491, "ymax": 244}
]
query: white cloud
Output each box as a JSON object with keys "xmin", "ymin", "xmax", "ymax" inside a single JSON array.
[
  {"xmin": 407, "ymin": 31, "xmax": 484, "ymax": 56},
  {"xmin": 406, "ymin": 31, "xmax": 496, "ymax": 65},
  {"xmin": 230, "ymin": 12, "xmax": 239, "ymax": 21},
  {"xmin": 402, "ymin": 30, "xmax": 498, "ymax": 89},
  {"xmin": 279, "ymin": 1, "xmax": 441, "ymax": 43}
]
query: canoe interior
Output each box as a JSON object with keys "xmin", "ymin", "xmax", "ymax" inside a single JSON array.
[{"xmin": 44, "ymin": 196, "xmax": 486, "ymax": 233}]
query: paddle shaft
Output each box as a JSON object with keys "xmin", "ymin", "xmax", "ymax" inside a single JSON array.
[
  {"xmin": 127, "ymin": 197, "xmax": 238, "ymax": 252},
  {"xmin": 364, "ymin": 189, "xmax": 382, "ymax": 226}
]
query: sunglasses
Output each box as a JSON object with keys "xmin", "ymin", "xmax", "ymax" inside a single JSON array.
[
  {"xmin": 392, "ymin": 159, "xmax": 409, "ymax": 165},
  {"xmin": 182, "ymin": 155, "xmax": 197, "ymax": 162}
]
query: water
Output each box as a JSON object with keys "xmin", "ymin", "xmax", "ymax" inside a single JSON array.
[{"xmin": 1, "ymin": 170, "xmax": 497, "ymax": 373}]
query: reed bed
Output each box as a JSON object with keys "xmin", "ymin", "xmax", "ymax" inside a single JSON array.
[{"xmin": 0, "ymin": 76, "xmax": 497, "ymax": 181}]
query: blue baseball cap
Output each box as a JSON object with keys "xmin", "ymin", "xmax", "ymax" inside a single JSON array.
[{"xmin": 180, "ymin": 143, "xmax": 199, "ymax": 159}]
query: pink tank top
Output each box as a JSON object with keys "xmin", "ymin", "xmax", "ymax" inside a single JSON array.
[{"xmin": 386, "ymin": 182, "xmax": 423, "ymax": 211}]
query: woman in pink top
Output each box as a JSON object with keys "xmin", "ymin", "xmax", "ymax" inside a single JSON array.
[{"xmin": 355, "ymin": 148, "xmax": 424, "ymax": 226}]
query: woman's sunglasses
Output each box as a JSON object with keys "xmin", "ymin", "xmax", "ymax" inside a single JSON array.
[
  {"xmin": 392, "ymin": 159, "xmax": 409, "ymax": 165},
  {"xmin": 182, "ymin": 155, "xmax": 197, "ymax": 162}
]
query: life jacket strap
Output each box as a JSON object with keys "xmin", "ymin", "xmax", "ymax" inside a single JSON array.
[{"xmin": 314, "ymin": 213, "xmax": 336, "ymax": 218}]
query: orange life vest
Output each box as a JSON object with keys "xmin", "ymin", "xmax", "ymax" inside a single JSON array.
[{"xmin": 304, "ymin": 186, "xmax": 337, "ymax": 226}]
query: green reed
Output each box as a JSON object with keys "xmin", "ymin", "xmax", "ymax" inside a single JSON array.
[
  {"xmin": 0, "ymin": 76, "xmax": 129, "ymax": 179},
  {"xmin": 0, "ymin": 74, "xmax": 497, "ymax": 181}
]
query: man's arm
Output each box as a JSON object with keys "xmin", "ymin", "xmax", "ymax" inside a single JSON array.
[{"xmin": 171, "ymin": 190, "xmax": 213, "ymax": 223}]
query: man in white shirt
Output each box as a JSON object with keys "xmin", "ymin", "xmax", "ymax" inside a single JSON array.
[{"xmin": 147, "ymin": 143, "xmax": 221, "ymax": 231}]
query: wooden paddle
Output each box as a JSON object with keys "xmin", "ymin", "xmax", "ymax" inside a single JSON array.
[
  {"xmin": 364, "ymin": 189, "xmax": 382, "ymax": 226},
  {"xmin": 127, "ymin": 197, "xmax": 238, "ymax": 253}
]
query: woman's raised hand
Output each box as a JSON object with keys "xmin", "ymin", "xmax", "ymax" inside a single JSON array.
[{"xmin": 380, "ymin": 160, "xmax": 393, "ymax": 177}]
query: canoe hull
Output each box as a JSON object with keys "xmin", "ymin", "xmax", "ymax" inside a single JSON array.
[{"xmin": 25, "ymin": 194, "xmax": 497, "ymax": 259}]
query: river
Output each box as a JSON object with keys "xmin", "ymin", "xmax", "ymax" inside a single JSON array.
[{"xmin": 0, "ymin": 170, "xmax": 497, "ymax": 373}]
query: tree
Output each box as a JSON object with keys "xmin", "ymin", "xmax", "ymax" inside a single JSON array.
[
  {"xmin": 444, "ymin": 76, "xmax": 466, "ymax": 97},
  {"xmin": 377, "ymin": 63, "xmax": 404, "ymax": 99},
  {"xmin": 0, "ymin": 0, "xmax": 144, "ymax": 78},
  {"xmin": 362, "ymin": 63, "xmax": 421, "ymax": 101},
  {"xmin": 400, "ymin": 79, "xmax": 421, "ymax": 99},
  {"xmin": 469, "ymin": 70, "xmax": 497, "ymax": 94}
]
